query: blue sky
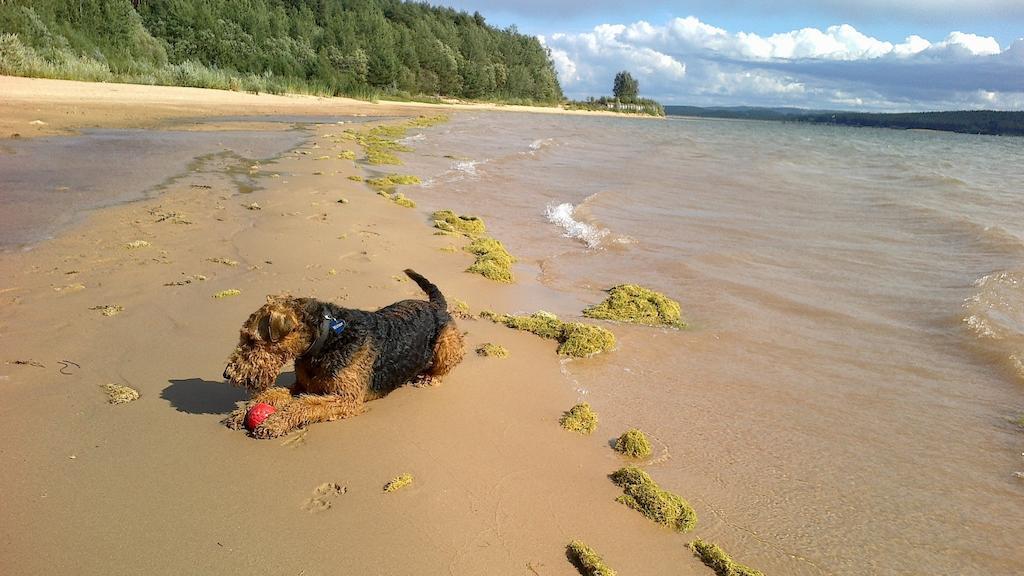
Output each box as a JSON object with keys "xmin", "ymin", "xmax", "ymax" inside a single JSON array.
[{"xmin": 435, "ymin": 1, "xmax": 1024, "ymax": 110}]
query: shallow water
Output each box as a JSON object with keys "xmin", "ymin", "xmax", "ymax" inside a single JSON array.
[
  {"xmin": 0, "ymin": 127, "xmax": 310, "ymax": 249},
  {"xmin": 400, "ymin": 114, "xmax": 1024, "ymax": 575}
]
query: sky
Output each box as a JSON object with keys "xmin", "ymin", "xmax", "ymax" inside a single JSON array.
[{"xmin": 435, "ymin": 1, "xmax": 1024, "ymax": 111}]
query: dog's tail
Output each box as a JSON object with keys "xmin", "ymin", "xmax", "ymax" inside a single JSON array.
[{"xmin": 404, "ymin": 269, "xmax": 447, "ymax": 309}]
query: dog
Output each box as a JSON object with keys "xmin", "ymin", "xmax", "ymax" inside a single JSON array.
[{"xmin": 222, "ymin": 269, "xmax": 465, "ymax": 438}]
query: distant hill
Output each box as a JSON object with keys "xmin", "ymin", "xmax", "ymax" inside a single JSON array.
[
  {"xmin": 665, "ymin": 106, "xmax": 1024, "ymax": 136},
  {"xmin": 0, "ymin": 0, "xmax": 563, "ymax": 104}
]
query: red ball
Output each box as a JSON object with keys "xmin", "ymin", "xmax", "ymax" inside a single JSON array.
[{"xmin": 244, "ymin": 402, "xmax": 277, "ymax": 431}]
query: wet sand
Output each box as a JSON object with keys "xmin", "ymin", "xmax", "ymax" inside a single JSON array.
[{"xmin": 0, "ymin": 78, "xmax": 704, "ymax": 575}]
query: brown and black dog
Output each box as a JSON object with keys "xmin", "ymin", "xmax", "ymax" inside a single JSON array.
[{"xmin": 222, "ymin": 269, "xmax": 464, "ymax": 438}]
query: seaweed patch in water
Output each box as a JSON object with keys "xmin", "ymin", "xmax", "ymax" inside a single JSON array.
[
  {"xmin": 464, "ymin": 236, "xmax": 516, "ymax": 283},
  {"xmin": 614, "ymin": 428, "xmax": 652, "ymax": 458},
  {"xmin": 584, "ymin": 284, "xmax": 685, "ymax": 327},
  {"xmin": 476, "ymin": 343, "xmax": 508, "ymax": 357},
  {"xmin": 560, "ymin": 402, "xmax": 599, "ymax": 434},
  {"xmin": 689, "ymin": 539, "xmax": 764, "ymax": 576},
  {"xmin": 609, "ymin": 466, "xmax": 696, "ymax": 532},
  {"xmin": 432, "ymin": 209, "xmax": 486, "ymax": 237},
  {"xmin": 567, "ymin": 540, "xmax": 617, "ymax": 576},
  {"xmin": 391, "ymin": 193, "xmax": 416, "ymax": 208},
  {"xmin": 484, "ymin": 311, "xmax": 615, "ymax": 357}
]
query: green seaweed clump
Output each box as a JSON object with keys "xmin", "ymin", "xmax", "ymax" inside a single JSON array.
[
  {"xmin": 614, "ymin": 428, "xmax": 652, "ymax": 458},
  {"xmin": 567, "ymin": 540, "xmax": 617, "ymax": 576},
  {"xmin": 366, "ymin": 146, "xmax": 402, "ymax": 165},
  {"xmin": 432, "ymin": 209, "xmax": 486, "ymax": 236},
  {"xmin": 347, "ymin": 175, "xmax": 363, "ymax": 182},
  {"xmin": 584, "ymin": 284, "xmax": 685, "ymax": 327},
  {"xmin": 487, "ymin": 311, "xmax": 615, "ymax": 357},
  {"xmin": 383, "ymin": 473, "xmax": 414, "ymax": 492},
  {"xmin": 689, "ymin": 539, "xmax": 764, "ymax": 576},
  {"xmin": 560, "ymin": 402, "xmax": 599, "ymax": 434},
  {"xmin": 101, "ymin": 383, "xmax": 139, "ymax": 404},
  {"xmin": 391, "ymin": 193, "xmax": 416, "ymax": 208},
  {"xmin": 407, "ymin": 114, "xmax": 449, "ymax": 128},
  {"xmin": 609, "ymin": 466, "xmax": 696, "ymax": 532},
  {"xmin": 386, "ymin": 174, "xmax": 421, "ymax": 185},
  {"xmin": 337, "ymin": 150, "xmax": 356, "ymax": 160},
  {"xmin": 367, "ymin": 174, "xmax": 422, "ymax": 190},
  {"xmin": 463, "ymin": 236, "xmax": 516, "ymax": 283},
  {"xmin": 476, "ymin": 343, "xmax": 508, "ymax": 358},
  {"xmin": 213, "ymin": 289, "xmax": 241, "ymax": 299},
  {"xmin": 448, "ymin": 298, "xmax": 473, "ymax": 319}
]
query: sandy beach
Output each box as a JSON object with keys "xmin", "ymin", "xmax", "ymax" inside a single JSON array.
[{"xmin": 0, "ymin": 77, "xmax": 703, "ymax": 576}]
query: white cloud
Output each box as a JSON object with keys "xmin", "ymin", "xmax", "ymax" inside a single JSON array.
[
  {"xmin": 542, "ymin": 16, "xmax": 1024, "ymax": 110},
  {"xmin": 933, "ymin": 32, "xmax": 1002, "ymax": 56}
]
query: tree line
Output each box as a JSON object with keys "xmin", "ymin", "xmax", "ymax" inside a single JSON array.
[{"xmin": 0, "ymin": 0, "xmax": 563, "ymax": 103}]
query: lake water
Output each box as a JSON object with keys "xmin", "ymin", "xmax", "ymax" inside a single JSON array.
[{"xmin": 398, "ymin": 113, "xmax": 1024, "ymax": 576}]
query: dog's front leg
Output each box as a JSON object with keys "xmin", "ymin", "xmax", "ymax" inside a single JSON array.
[
  {"xmin": 223, "ymin": 386, "xmax": 296, "ymax": 429},
  {"xmin": 251, "ymin": 394, "xmax": 366, "ymax": 438}
]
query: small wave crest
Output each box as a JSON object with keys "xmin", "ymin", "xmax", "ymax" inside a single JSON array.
[
  {"xmin": 545, "ymin": 202, "xmax": 609, "ymax": 249},
  {"xmin": 398, "ymin": 132, "xmax": 425, "ymax": 145},
  {"xmin": 962, "ymin": 269, "xmax": 1024, "ymax": 382},
  {"xmin": 452, "ymin": 159, "xmax": 482, "ymax": 176},
  {"xmin": 529, "ymin": 138, "xmax": 555, "ymax": 153}
]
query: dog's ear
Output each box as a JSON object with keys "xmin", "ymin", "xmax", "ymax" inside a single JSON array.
[{"xmin": 268, "ymin": 310, "xmax": 295, "ymax": 342}]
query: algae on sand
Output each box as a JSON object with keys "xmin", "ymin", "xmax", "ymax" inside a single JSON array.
[
  {"xmin": 567, "ymin": 540, "xmax": 617, "ymax": 576},
  {"xmin": 689, "ymin": 539, "xmax": 764, "ymax": 576},
  {"xmin": 100, "ymin": 383, "xmax": 139, "ymax": 404},
  {"xmin": 432, "ymin": 209, "xmax": 486, "ymax": 237},
  {"xmin": 609, "ymin": 466, "xmax": 696, "ymax": 532},
  {"xmin": 383, "ymin": 473, "xmax": 414, "ymax": 492},
  {"xmin": 584, "ymin": 284, "xmax": 685, "ymax": 327},
  {"xmin": 560, "ymin": 402, "xmax": 599, "ymax": 434},
  {"xmin": 484, "ymin": 311, "xmax": 615, "ymax": 357},
  {"xmin": 463, "ymin": 236, "xmax": 516, "ymax": 283},
  {"xmin": 614, "ymin": 428, "xmax": 652, "ymax": 458}
]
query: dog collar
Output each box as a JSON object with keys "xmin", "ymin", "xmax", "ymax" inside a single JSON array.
[{"xmin": 304, "ymin": 312, "xmax": 347, "ymax": 357}]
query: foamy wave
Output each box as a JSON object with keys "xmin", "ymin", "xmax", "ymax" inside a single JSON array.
[
  {"xmin": 962, "ymin": 269, "xmax": 1024, "ymax": 382},
  {"xmin": 545, "ymin": 202, "xmax": 609, "ymax": 248},
  {"xmin": 452, "ymin": 159, "xmax": 481, "ymax": 176},
  {"xmin": 529, "ymin": 138, "xmax": 554, "ymax": 152}
]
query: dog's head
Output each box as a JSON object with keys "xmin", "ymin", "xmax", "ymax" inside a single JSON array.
[{"xmin": 223, "ymin": 295, "xmax": 310, "ymax": 392}]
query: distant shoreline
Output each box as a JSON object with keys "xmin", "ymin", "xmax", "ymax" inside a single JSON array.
[
  {"xmin": 0, "ymin": 76, "xmax": 651, "ymax": 140},
  {"xmin": 665, "ymin": 105, "xmax": 1024, "ymax": 137}
]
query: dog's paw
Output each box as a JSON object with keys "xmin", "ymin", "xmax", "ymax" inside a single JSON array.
[
  {"xmin": 251, "ymin": 412, "xmax": 292, "ymax": 439},
  {"xmin": 223, "ymin": 405, "xmax": 250, "ymax": 430}
]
